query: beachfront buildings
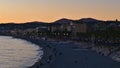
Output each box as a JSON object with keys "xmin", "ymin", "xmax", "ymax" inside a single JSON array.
[
  {"xmin": 72, "ymin": 22, "xmax": 87, "ymax": 33},
  {"xmin": 49, "ymin": 21, "xmax": 87, "ymax": 34}
]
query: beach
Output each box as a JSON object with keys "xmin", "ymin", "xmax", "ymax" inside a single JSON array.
[
  {"xmin": 14, "ymin": 37, "xmax": 119, "ymax": 68},
  {"xmin": 0, "ymin": 35, "xmax": 119, "ymax": 68}
]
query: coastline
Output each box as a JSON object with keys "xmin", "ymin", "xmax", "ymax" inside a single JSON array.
[
  {"xmin": 11, "ymin": 36, "xmax": 58, "ymax": 68},
  {"xmin": 0, "ymin": 35, "xmax": 48, "ymax": 68},
  {"xmin": 0, "ymin": 35, "xmax": 63, "ymax": 68},
  {"xmin": 0, "ymin": 35, "xmax": 120, "ymax": 68}
]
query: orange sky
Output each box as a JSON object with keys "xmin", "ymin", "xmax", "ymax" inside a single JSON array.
[{"xmin": 0, "ymin": 0, "xmax": 120, "ymax": 23}]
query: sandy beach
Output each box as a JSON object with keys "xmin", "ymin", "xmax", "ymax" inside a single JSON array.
[
  {"xmin": 17, "ymin": 37, "xmax": 119, "ymax": 68},
  {"xmin": 7, "ymin": 36, "xmax": 120, "ymax": 68}
]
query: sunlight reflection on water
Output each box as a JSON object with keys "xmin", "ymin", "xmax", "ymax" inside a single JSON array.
[{"xmin": 0, "ymin": 36, "xmax": 43, "ymax": 68}]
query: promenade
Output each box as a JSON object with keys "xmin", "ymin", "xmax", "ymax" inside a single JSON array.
[{"xmin": 28, "ymin": 38, "xmax": 120, "ymax": 68}]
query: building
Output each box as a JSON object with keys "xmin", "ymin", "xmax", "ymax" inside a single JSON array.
[
  {"xmin": 50, "ymin": 21, "xmax": 87, "ymax": 34},
  {"xmin": 72, "ymin": 22, "xmax": 87, "ymax": 33}
]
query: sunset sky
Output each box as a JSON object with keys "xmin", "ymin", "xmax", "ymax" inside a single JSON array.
[{"xmin": 0, "ymin": 0, "xmax": 120, "ymax": 23}]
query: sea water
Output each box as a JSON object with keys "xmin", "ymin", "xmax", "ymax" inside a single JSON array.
[{"xmin": 0, "ymin": 36, "xmax": 43, "ymax": 68}]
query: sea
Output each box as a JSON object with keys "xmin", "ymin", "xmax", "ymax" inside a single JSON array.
[{"xmin": 0, "ymin": 36, "xmax": 43, "ymax": 68}]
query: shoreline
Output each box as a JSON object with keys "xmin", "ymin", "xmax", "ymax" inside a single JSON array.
[
  {"xmin": 11, "ymin": 36, "xmax": 58, "ymax": 68},
  {"xmin": 0, "ymin": 35, "xmax": 120, "ymax": 68},
  {"xmin": 0, "ymin": 35, "xmax": 49, "ymax": 68},
  {"xmin": 0, "ymin": 35, "xmax": 52, "ymax": 68}
]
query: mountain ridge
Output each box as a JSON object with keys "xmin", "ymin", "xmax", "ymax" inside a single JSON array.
[{"xmin": 0, "ymin": 18, "xmax": 119, "ymax": 24}]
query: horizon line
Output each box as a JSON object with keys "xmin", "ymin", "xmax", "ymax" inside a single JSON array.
[{"xmin": 0, "ymin": 17, "xmax": 119, "ymax": 24}]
